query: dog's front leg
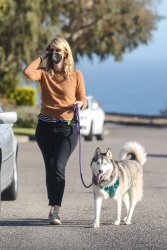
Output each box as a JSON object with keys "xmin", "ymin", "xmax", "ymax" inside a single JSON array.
[
  {"xmin": 93, "ymin": 193, "xmax": 102, "ymax": 228},
  {"xmin": 114, "ymin": 198, "xmax": 122, "ymax": 225}
]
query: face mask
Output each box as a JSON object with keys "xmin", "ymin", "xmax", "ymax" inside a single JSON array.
[{"xmin": 52, "ymin": 53, "xmax": 62, "ymax": 64}]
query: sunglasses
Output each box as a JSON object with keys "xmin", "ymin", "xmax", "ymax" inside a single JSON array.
[{"xmin": 47, "ymin": 47, "xmax": 64, "ymax": 54}]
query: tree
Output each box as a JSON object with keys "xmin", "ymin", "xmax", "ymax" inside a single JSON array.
[
  {"xmin": 62, "ymin": 0, "xmax": 161, "ymax": 61},
  {"xmin": 0, "ymin": 0, "xmax": 161, "ymax": 96}
]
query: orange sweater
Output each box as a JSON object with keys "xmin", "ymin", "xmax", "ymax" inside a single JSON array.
[{"xmin": 23, "ymin": 57, "xmax": 87, "ymax": 120}]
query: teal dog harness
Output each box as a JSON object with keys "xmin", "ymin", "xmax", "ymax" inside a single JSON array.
[
  {"xmin": 101, "ymin": 177, "xmax": 120, "ymax": 197},
  {"xmin": 100, "ymin": 177, "xmax": 133, "ymax": 197}
]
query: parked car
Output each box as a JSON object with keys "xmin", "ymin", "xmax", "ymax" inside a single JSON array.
[
  {"xmin": 79, "ymin": 95, "xmax": 105, "ymax": 141},
  {"xmin": 0, "ymin": 104, "xmax": 18, "ymax": 200}
]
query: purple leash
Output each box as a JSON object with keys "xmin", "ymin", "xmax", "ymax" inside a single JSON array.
[{"xmin": 74, "ymin": 104, "xmax": 92, "ymax": 188}]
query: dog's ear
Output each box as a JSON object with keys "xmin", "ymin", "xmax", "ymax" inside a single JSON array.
[
  {"xmin": 90, "ymin": 148, "xmax": 101, "ymax": 166},
  {"xmin": 106, "ymin": 148, "xmax": 113, "ymax": 159},
  {"xmin": 93, "ymin": 147, "xmax": 101, "ymax": 160},
  {"xmin": 95, "ymin": 147, "xmax": 101, "ymax": 155}
]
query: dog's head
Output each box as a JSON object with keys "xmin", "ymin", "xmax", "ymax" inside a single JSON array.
[{"xmin": 91, "ymin": 147, "xmax": 115, "ymax": 185}]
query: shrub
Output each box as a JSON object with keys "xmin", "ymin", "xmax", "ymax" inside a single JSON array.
[
  {"xmin": 15, "ymin": 106, "xmax": 40, "ymax": 128},
  {"xmin": 10, "ymin": 86, "xmax": 37, "ymax": 106}
]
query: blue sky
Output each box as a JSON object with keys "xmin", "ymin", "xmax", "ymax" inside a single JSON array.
[{"xmin": 76, "ymin": 0, "xmax": 167, "ymax": 115}]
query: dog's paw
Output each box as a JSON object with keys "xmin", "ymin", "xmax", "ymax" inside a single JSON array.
[
  {"xmin": 124, "ymin": 220, "xmax": 131, "ymax": 225},
  {"xmin": 93, "ymin": 222, "xmax": 100, "ymax": 228},
  {"xmin": 114, "ymin": 220, "xmax": 120, "ymax": 225}
]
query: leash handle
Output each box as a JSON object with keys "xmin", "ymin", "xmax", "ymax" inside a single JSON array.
[{"xmin": 74, "ymin": 104, "xmax": 92, "ymax": 188}]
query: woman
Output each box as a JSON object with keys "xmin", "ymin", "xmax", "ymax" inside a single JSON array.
[{"xmin": 23, "ymin": 37, "xmax": 87, "ymax": 225}]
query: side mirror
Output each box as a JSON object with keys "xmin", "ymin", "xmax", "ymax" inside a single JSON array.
[{"xmin": 0, "ymin": 112, "xmax": 17, "ymax": 124}]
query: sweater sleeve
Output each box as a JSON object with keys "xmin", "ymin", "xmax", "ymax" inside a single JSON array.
[
  {"xmin": 75, "ymin": 69, "xmax": 88, "ymax": 110},
  {"xmin": 23, "ymin": 57, "xmax": 43, "ymax": 81}
]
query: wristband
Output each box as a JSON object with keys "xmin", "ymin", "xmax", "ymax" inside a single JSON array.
[{"xmin": 38, "ymin": 55, "xmax": 44, "ymax": 62}]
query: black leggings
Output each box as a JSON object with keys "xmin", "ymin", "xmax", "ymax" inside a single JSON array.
[{"xmin": 35, "ymin": 119, "xmax": 78, "ymax": 206}]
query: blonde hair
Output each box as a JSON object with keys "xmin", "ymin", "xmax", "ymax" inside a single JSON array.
[{"xmin": 46, "ymin": 37, "xmax": 74, "ymax": 80}]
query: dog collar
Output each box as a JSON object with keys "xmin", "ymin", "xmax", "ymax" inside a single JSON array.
[{"xmin": 100, "ymin": 177, "xmax": 120, "ymax": 197}]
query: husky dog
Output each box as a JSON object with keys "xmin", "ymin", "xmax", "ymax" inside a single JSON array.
[{"xmin": 91, "ymin": 141, "xmax": 147, "ymax": 228}]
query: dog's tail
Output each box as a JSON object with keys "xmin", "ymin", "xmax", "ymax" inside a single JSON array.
[{"xmin": 119, "ymin": 141, "xmax": 147, "ymax": 166}]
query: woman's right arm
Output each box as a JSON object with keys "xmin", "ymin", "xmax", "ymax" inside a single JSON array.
[
  {"xmin": 23, "ymin": 57, "xmax": 43, "ymax": 81},
  {"xmin": 23, "ymin": 46, "xmax": 48, "ymax": 81}
]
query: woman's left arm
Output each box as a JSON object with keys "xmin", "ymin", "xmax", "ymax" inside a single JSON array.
[{"xmin": 75, "ymin": 70, "xmax": 88, "ymax": 110}]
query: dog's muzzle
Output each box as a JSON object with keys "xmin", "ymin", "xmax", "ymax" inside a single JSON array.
[{"xmin": 96, "ymin": 169, "xmax": 112, "ymax": 184}]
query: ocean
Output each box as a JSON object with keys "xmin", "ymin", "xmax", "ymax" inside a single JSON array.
[{"xmin": 76, "ymin": 54, "xmax": 167, "ymax": 116}]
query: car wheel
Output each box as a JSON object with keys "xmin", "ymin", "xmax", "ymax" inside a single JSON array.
[
  {"xmin": 1, "ymin": 156, "xmax": 18, "ymax": 201},
  {"xmin": 84, "ymin": 122, "xmax": 93, "ymax": 141},
  {"xmin": 96, "ymin": 133, "xmax": 104, "ymax": 140},
  {"xmin": 96, "ymin": 123, "xmax": 104, "ymax": 140}
]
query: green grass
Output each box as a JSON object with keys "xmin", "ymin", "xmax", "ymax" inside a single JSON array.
[{"xmin": 13, "ymin": 127, "xmax": 35, "ymax": 136}]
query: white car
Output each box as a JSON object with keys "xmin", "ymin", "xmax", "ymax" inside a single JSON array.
[
  {"xmin": 0, "ymin": 105, "xmax": 18, "ymax": 200},
  {"xmin": 79, "ymin": 96, "xmax": 105, "ymax": 141}
]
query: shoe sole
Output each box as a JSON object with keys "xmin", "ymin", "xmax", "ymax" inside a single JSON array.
[{"xmin": 50, "ymin": 220, "xmax": 61, "ymax": 225}]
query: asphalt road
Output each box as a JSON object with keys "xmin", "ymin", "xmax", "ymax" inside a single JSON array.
[{"xmin": 1, "ymin": 124, "xmax": 167, "ymax": 250}]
